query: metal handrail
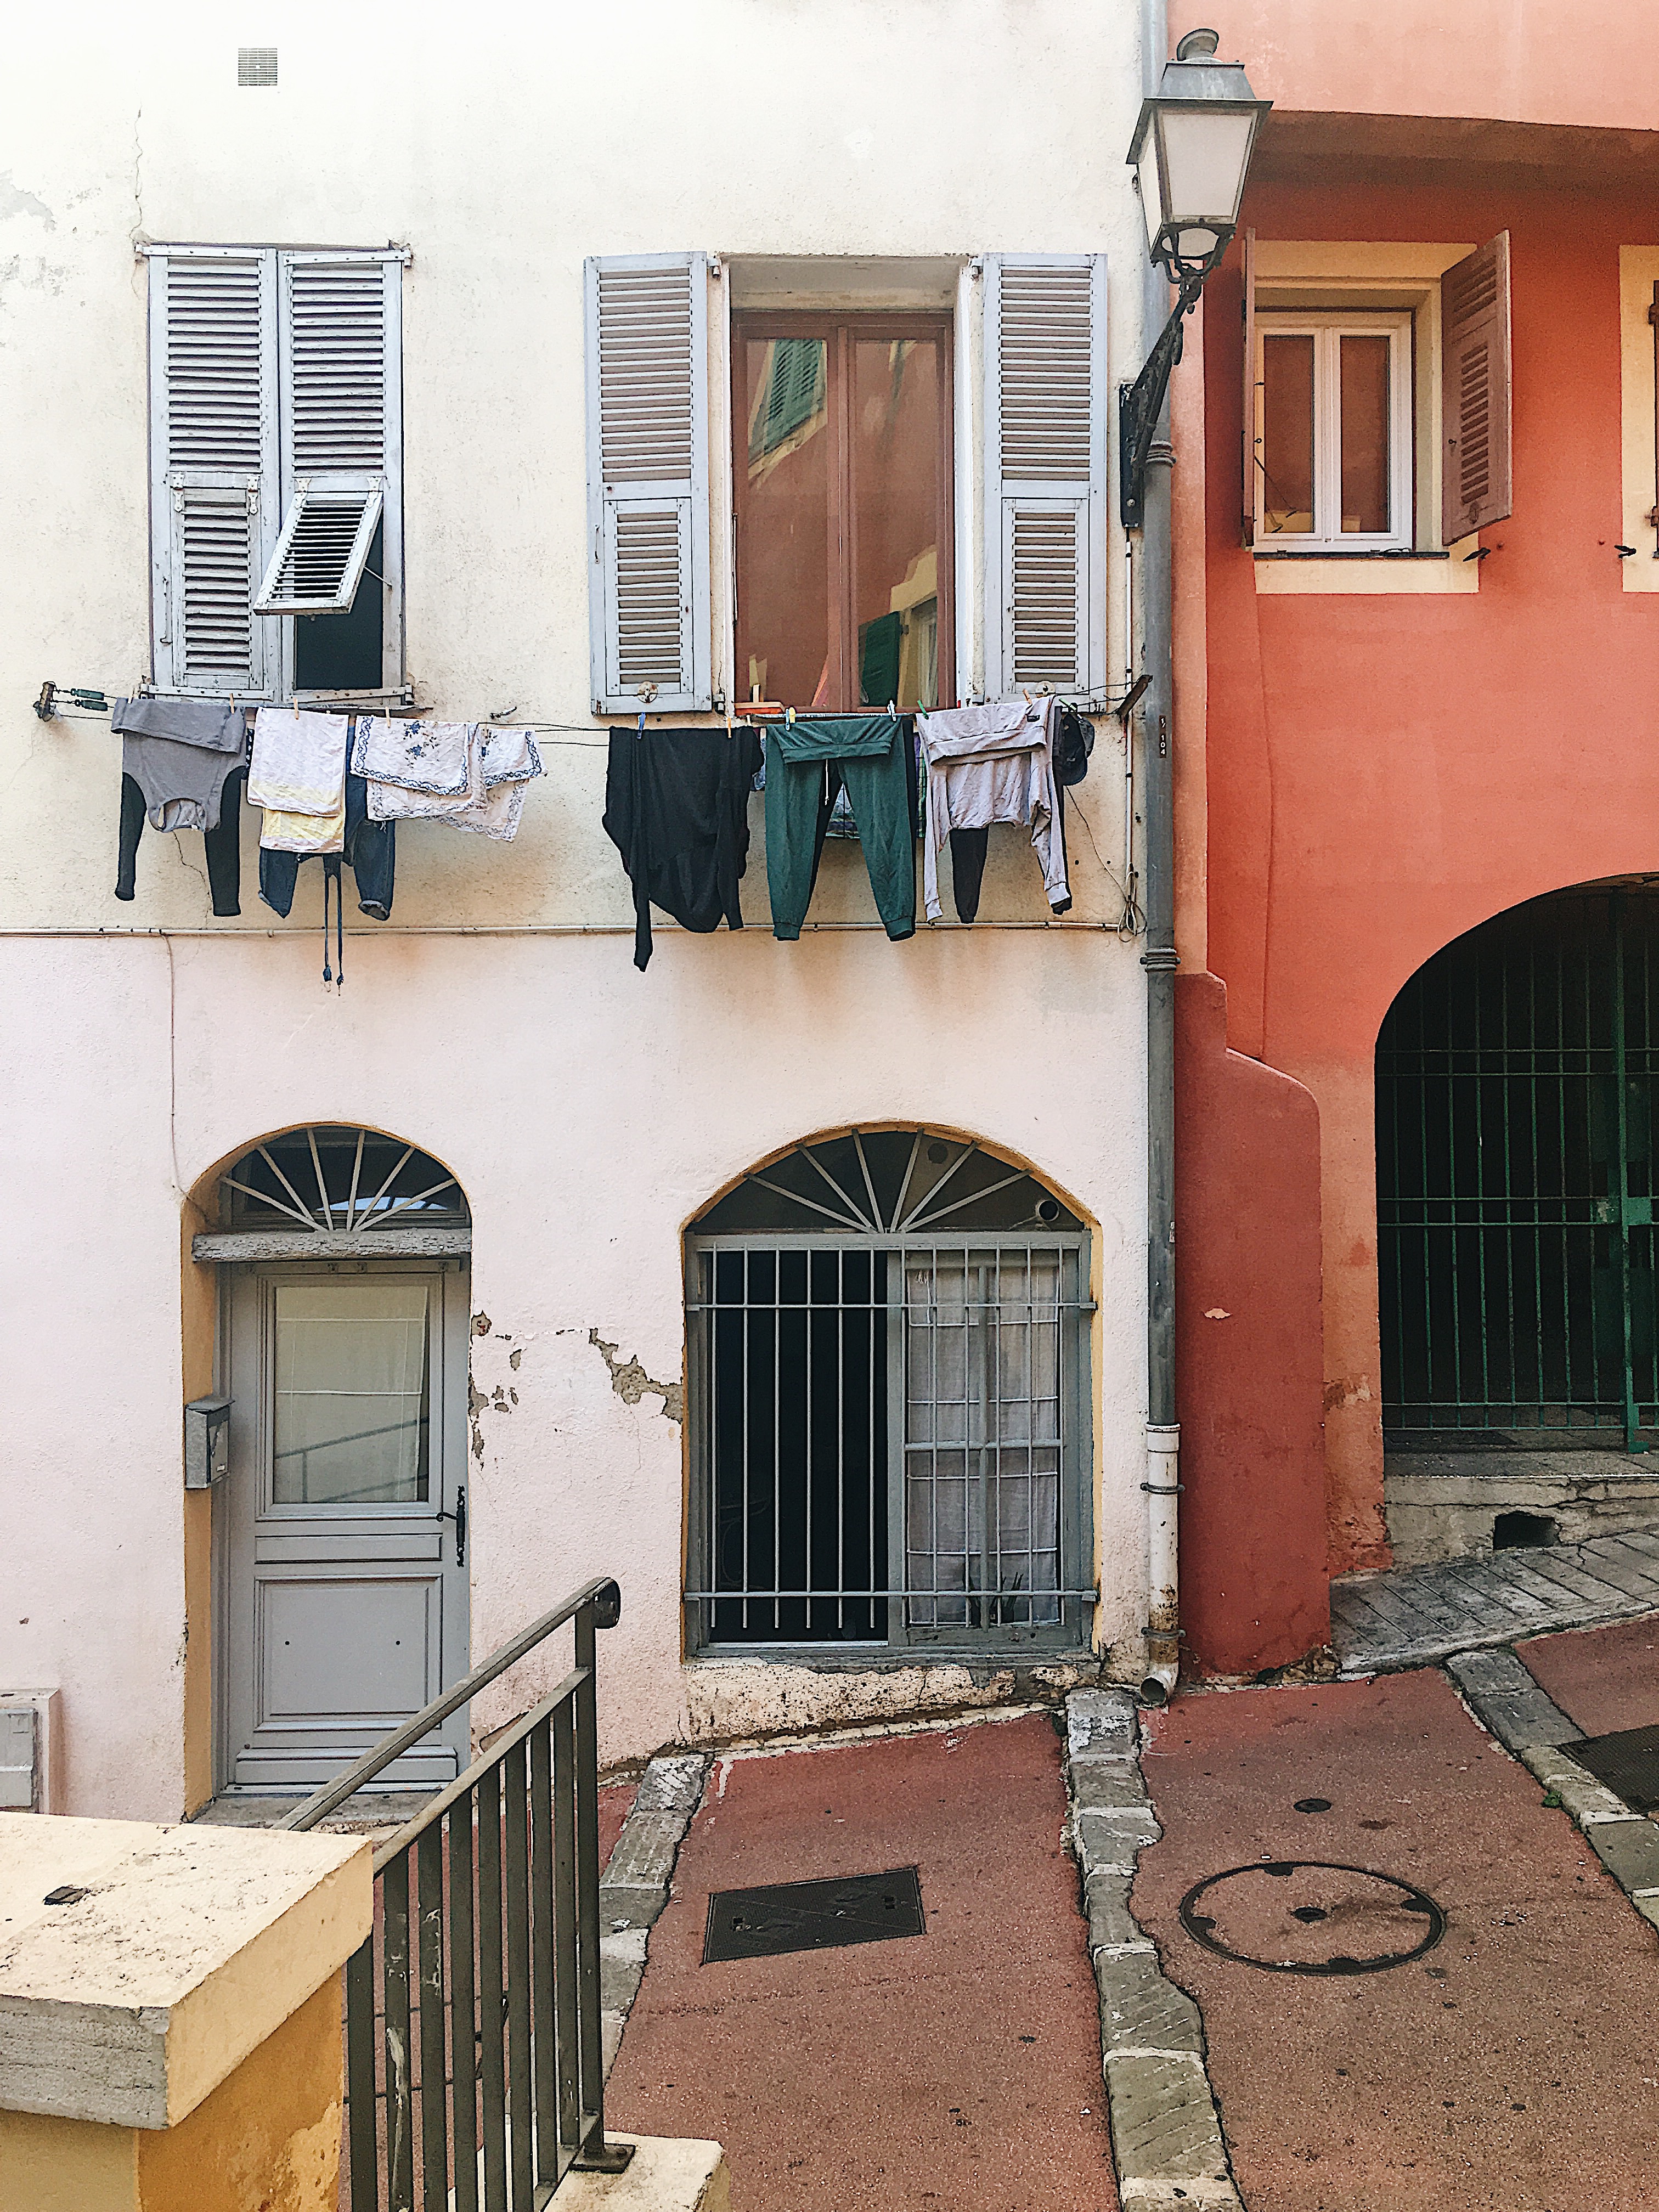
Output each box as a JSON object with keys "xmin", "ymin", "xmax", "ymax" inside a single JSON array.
[
  {"xmin": 288, "ymin": 1576, "xmax": 633, "ymax": 2208},
  {"xmin": 282, "ymin": 1572, "xmax": 621, "ymax": 1831}
]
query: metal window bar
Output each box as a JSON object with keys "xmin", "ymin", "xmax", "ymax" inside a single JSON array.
[
  {"xmin": 283, "ymin": 1576, "xmax": 632, "ymax": 2209},
  {"xmin": 1378, "ymin": 890, "xmax": 1659, "ymax": 1449},
  {"xmin": 686, "ymin": 1235, "xmax": 1094, "ymax": 1649}
]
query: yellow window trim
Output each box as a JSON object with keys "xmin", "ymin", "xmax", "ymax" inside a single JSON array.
[
  {"xmin": 1249, "ymin": 242, "xmax": 1480, "ymax": 594},
  {"xmin": 1620, "ymin": 247, "xmax": 1659, "ymax": 593}
]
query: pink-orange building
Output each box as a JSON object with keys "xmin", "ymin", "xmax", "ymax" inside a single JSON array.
[{"xmin": 1173, "ymin": 2, "xmax": 1659, "ymax": 1673}]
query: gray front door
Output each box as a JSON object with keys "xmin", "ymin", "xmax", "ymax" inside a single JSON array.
[{"xmin": 221, "ymin": 1257, "xmax": 470, "ymax": 1792}]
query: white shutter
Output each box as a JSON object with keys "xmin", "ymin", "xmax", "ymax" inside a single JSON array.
[
  {"xmin": 982, "ymin": 255, "xmax": 1109, "ymax": 700},
  {"xmin": 148, "ymin": 250, "xmax": 279, "ymax": 697},
  {"xmin": 266, "ymin": 255, "xmax": 403, "ymax": 682},
  {"xmin": 585, "ymin": 253, "xmax": 711, "ymax": 714}
]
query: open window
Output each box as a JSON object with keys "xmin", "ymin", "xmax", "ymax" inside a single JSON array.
[
  {"xmin": 1243, "ymin": 234, "xmax": 1510, "ymax": 575},
  {"xmin": 734, "ymin": 317, "xmax": 953, "ymax": 713},
  {"xmin": 146, "ymin": 246, "xmax": 404, "ymax": 702}
]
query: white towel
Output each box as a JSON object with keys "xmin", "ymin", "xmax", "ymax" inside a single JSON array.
[
  {"xmin": 351, "ymin": 716, "xmax": 474, "ymax": 796},
  {"xmin": 249, "ymin": 708, "xmax": 348, "ymax": 816},
  {"xmin": 475, "ymin": 726, "xmax": 544, "ymax": 789}
]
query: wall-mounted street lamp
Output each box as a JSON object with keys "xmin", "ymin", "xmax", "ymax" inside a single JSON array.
[{"xmin": 1120, "ymin": 29, "xmax": 1271, "ymax": 528}]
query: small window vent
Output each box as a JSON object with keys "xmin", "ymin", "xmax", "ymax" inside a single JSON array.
[{"xmin": 238, "ymin": 47, "xmax": 278, "ymax": 87}]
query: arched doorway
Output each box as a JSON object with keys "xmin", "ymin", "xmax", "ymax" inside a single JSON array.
[
  {"xmin": 683, "ymin": 1127, "xmax": 1094, "ymax": 1655},
  {"xmin": 1376, "ymin": 885, "xmax": 1659, "ymax": 1456},
  {"xmin": 200, "ymin": 1126, "xmax": 472, "ymax": 1795}
]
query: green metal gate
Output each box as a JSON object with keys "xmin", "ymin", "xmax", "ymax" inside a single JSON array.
[{"xmin": 1377, "ymin": 887, "xmax": 1659, "ymax": 1451}]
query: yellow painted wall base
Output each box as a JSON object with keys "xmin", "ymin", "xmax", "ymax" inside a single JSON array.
[{"xmin": 0, "ymin": 1978, "xmax": 342, "ymax": 2212}]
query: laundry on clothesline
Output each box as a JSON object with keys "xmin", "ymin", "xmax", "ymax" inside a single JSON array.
[
  {"xmin": 919, "ymin": 699, "xmax": 1071, "ymax": 924},
  {"xmin": 353, "ymin": 718, "xmax": 543, "ymax": 837},
  {"xmin": 110, "ymin": 696, "xmax": 252, "ymax": 912},
  {"xmin": 249, "ymin": 707, "xmax": 350, "ymax": 819}
]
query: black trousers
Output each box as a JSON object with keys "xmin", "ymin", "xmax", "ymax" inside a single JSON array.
[{"xmin": 116, "ymin": 764, "xmax": 245, "ymax": 917}]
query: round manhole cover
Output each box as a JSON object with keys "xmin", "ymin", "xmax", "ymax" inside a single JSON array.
[{"xmin": 1178, "ymin": 1860, "xmax": 1445, "ymax": 1976}]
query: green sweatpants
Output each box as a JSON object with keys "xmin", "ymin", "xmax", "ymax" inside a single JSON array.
[{"xmin": 764, "ymin": 724, "xmax": 916, "ymax": 941}]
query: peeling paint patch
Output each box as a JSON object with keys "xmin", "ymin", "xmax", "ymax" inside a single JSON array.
[
  {"xmin": 1203, "ymin": 1307, "xmax": 1231, "ymax": 1320},
  {"xmin": 509, "ymin": 1346, "xmax": 522, "ymax": 1370},
  {"xmin": 1323, "ymin": 1374, "xmax": 1375, "ymax": 1413},
  {"xmin": 589, "ymin": 1328, "xmax": 684, "ymax": 1424},
  {"xmin": 0, "ymin": 173, "xmax": 55, "ymax": 227},
  {"xmin": 472, "ymin": 1312, "xmax": 493, "ymax": 1337}
]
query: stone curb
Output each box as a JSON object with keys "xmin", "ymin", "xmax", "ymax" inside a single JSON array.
[
  {"xmin": 1444, "ymin": 1646, "xmax": 1659, "ymax": 1939},
  {"xmin": 1063, "ymin": 1689, "xmax": 1245, "ymax": 2212},
  {"xmin": 597, "ymin": 1752, "xmax": 712, "ymax": 2075}
]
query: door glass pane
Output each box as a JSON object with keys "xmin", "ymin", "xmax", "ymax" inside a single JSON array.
[
  {"xmin": 1261, "ymin": 334, "xmax": 1315, "ymax": 535},
  {"xmin": 737, "ymin": 337, "xmax": 830, "ymax": 709},
  {"xmin": 273, "ymin": 1279, "xmax": 430, "ymax": 1505},
  {"xmin": 1340, "ymin": 335, "xmax": 1391, "ymax": 534},
  {"xmin": 853, "ymin": 337, "xmax": 941, "ymax": 710}
]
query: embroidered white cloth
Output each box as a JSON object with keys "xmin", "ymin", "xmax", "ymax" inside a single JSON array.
[
  {"xmin": 444, "ymin": 778, "xmax": 531, "ymax": 840},
  {"xmin": 351, "ymin": 716, "xmax": 475, "ymax": 797},
  {"xmin": 475, "ymin": 725, "xmax": 544, "ymax": 789},
  {"xmin": 249, "ymin": 708, "xmax": 349, "ymax": 817}
]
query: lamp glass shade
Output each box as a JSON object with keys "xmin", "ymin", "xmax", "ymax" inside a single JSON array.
[
  {"xmin": 1154, "ymin": 106, "xmax": 1259, "ymax": 235},
  {"xmin": 1135, "ymin": 145, "xmax": 1163, "ymax": 255}
]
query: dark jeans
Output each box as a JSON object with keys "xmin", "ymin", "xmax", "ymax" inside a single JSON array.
[{"xmin": 258, "ymin": 772, "xmax": 395, "ymax": 920}]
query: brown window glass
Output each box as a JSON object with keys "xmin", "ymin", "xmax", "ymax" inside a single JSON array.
[
  {"xmin": 1340, "ymin": 334, "xmax": 1391, "ymax": 534},
  {"xmin": 1261, "ymin": 333, "xmax": 1314, "ymax": 535},
  {"xmin": 853, "ymin": 337, "xmax": 943, "ymax": 710},
  {"xmin": 736, "ymin": 316, "xmax": 953, "ymax": 713}
]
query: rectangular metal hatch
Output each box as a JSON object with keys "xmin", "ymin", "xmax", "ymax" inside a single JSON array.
[
  {"xmin": 702, "ymin": 1865, "xmax": 925, "ymax": 1963},
  {"xmin": 1561, "ymin": 1723, "xmax": 1659, "ymax": 1812}
]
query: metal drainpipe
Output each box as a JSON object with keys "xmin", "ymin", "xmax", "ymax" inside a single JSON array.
[{"xmin": 1138, "ymin": 0, "xmax": 1181, "ymax": 1707}]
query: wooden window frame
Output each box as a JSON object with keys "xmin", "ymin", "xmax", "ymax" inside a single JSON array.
[
  {"xmin": 1254, "ymin": 309, "xmax": 1414, "ymax": 552},
  {"xmin": 732, "ymin": 311, "xmax": 955, "ymax": 713}
]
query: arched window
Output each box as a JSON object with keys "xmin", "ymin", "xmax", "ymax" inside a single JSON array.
[
  {"xmin": 685, "ymin": 1129, "xmax": 1094, "ymax": 1655},
  {"xmin": 218, "ymin": 1124, "xmax": 469, "ymax": 1239}
]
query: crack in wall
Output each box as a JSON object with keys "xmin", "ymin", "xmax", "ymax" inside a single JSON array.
[{"xmin": 590, "ymin": 1328, "xmax": 684, "ymax": 1424}]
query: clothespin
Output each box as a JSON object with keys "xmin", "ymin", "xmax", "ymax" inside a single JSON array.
[
  {"xmin": 786, "ymin": 705, "xmax": 796, "ymax": 725},
  {"xmin": 636, "ymin": 709, "xmax": 646, "ymax": 740},
  {"xmin": 887, "ymin": 699, "xmax": 896, "ymax": 719}
]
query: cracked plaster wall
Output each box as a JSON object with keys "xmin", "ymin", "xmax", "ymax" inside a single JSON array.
[{"xmin": 0, "ymin": 0, "xmax": 1154, "ymax": 1813}]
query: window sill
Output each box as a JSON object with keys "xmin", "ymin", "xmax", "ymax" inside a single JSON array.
[
  {"xmin": 1254, "ymin": 537, "xmax": 1480, "ymax": 595},
  {"xmin": 686, "ymin": 1641, "xmax": 1095, "ymax": 1671}
]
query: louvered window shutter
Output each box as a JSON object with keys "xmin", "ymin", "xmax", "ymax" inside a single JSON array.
[
  {"xmin": 148, "ymin": 251, "xmax": 279, "ymax": 697},
  {"xmin": 585, "ymin": 253, "xmax": 712, "ymax": 714},
  {"xmin": 982, "ymin": 255, "xmax": 1109, "ymax": 701},
  {"xmin": 1441, "ymin": 232, "xmax": 1512, "ymax": 543},
  {"xmin": 259, "ymin": 255, "xmax": 402, "ymax": 638}
]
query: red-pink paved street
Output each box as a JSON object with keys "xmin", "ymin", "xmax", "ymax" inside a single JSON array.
[
  {"xmin": 1133, "ymin": 1670, "xmax": 1659, "ymax": 2211},
  {"xmin": 607, "ymin": 1713, "xmax": 1115, "ymax": 2211},
  {"xmin": 1518, "ymin": 1616, "xmax": 1659, "ymax": 1740}
]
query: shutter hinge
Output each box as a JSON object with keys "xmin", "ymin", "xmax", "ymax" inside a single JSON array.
[{"xmin": 1649, "ymin": 300, "xmax": 1658, "ymax": 328}]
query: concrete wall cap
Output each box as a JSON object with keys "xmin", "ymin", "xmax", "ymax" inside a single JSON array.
[{"xmin": 0, "ymin": 1813, "xmax": 371, "ymax": 2130}]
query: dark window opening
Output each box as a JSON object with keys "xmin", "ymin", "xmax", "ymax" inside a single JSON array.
[
  {"xmin": 1493, "ymin": 1511, "xmax": 1557, "ymax": 1550},
  {"xmin": 294, "ymin": 515, "xmax": 384, "ymax": 693}
]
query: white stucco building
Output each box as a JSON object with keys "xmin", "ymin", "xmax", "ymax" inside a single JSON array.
[{"xmin": 2, "ymin": 0, "xmax": 1160, "ymax": 1821}]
